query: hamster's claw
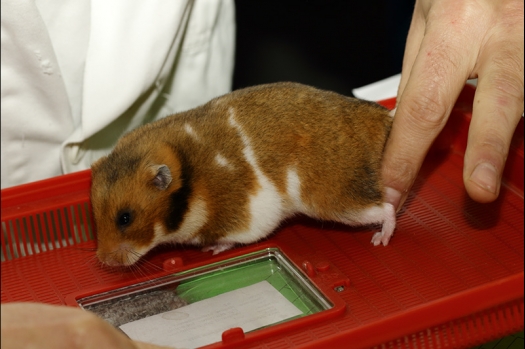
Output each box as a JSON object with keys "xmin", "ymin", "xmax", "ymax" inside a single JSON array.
[
  {"xmin": 371, "ymin": 230, "xmax": 393, "ymax": 246},
  {"xmin": 202, "ymin": 243, "xmax": 235, "ymax": 255}
]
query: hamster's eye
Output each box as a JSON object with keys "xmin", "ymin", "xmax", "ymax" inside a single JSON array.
[{"xmin": 116, "ymin": 211, "xmax": 133, "ymax": 229}]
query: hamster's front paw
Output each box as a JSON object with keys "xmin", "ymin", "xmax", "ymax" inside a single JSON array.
[{"xmin": 202, "ymin": 242, "xmax": 236, "ymax": 255}]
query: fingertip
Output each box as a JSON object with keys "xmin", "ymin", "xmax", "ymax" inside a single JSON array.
[
  {"xmin": 465, "ymin": 162, "xmax": 501, "ymax": 203},
  {"xmin": 384, "ymin": 186, "xmax": 406, "ymax": 213}
]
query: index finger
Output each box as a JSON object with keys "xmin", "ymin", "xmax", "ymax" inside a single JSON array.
[{"xmin": 382, "ymin": 5, "xmax": 482, "ymax": 211}]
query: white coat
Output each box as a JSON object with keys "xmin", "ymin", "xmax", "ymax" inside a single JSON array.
[{"xmin": 1, "ymin": 0, "xmax": 236, "ymax": 189}]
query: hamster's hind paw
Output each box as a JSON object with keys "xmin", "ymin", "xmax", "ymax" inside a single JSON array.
[
  {"xmin": 370, "ymin": 203, "xmax": 396, "ymax": 246},
  {"xmin": 371, "ymin": 231, "xmax": 393, "ymax": 246},
  {"xmin": 202, "ymin": 242, "xmax": 235, "ymax": 255}
]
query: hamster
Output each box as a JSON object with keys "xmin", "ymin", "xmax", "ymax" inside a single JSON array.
[{"xmin": 91, "ymin": 82, "xmax": 396, "ymax": 267}]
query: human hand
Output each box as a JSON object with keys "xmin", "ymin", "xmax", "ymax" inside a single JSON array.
[
  {"xmin": 1, "ymin": 302, "xmax": 173, "ymax": 349},
  {"xmin": 382, "ymin": 0, "xmax": 524, "ymax": 211}
]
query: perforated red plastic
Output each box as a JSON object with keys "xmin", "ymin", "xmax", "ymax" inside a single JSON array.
[{"xmin": 2, "ymin": 84, "xmax": 523, "ymax": 349}]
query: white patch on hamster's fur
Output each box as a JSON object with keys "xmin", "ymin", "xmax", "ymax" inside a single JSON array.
[
  {"xmin": 126, "ymin": 249, "xmax": 146, "ymax": 266},
  {"xmin": 109, "ymin": 242, "xmax": 151, "ymax": 267},
  {"xmin": 341, "ymin": 203, "xmax": 396, "ymax": 246},
  {"xmin": 202, "ymin": 242, "xmax": 236, "ymax": 255},
  {"xmin": 188, "ymin": 236, "xmax": 201, "ymax": 245},
  {"xmin": 214, "ymin": 153, "xmax": 233, "ymax": 169},
  {"xmin": 225, "ymin": 107, "xmax": 285, "ymax": 244},
  {"xmin": 153, "ymin": 197, "xmax": 209, "ymax": 246},
  {"xmin": 286, "ymin": 168, "xmax": 306, "ymax": 214},
  {"xmin": 184, "ymin": 123, "xmax": 200, "ymax": 141},
  {"xmin": 388, "ymin": 108, "xmax": 396, "ymax": 118}
]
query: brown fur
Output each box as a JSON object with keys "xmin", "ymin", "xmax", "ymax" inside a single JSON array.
[{"xmin": 91, "ymin": 82, "xmax": 392, "ymax": 266}]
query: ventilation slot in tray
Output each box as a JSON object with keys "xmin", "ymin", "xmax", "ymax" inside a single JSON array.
[{"xmin": 1, "ymin": 202, "xmax": 94, "ymax": 262}]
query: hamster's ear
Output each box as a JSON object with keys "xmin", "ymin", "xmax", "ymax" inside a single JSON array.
[{"xmin": 150, "ymin": 164, "xmax": 172, "ymax": 190}]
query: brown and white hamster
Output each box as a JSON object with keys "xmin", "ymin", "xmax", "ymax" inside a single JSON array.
[{"xmin": 91, "ymin": 82, "xmax": 396, "ymax": 267}]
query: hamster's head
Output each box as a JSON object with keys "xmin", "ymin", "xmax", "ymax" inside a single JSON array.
[{"xmin": 90, "ymin": 143, "xmax": 191, "ymax": 267}]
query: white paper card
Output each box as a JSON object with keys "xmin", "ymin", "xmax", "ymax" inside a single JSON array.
[
  {"xmin": 119, "ymin": 280, "xmax": 303, "ymax": 349},
  {"xmin": 352, "ymin": 73, "xmax": 400, "ymax": 102}
]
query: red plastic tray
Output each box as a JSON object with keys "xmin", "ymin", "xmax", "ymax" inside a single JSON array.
[{"xmin": 2, "ymin": 85, "xmax": 523, "ymax": 349}]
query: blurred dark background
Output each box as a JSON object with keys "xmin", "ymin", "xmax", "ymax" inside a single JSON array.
[{"xmin": 233, "ymin": 0, "xmax": 416, "ymax": 96}]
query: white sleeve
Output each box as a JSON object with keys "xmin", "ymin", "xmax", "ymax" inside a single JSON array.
[
  {"xmin": 1, "ymin": 0, "xmax": 74, "ymax": 188},
  {"xmin": 1, "ymin": 0, "xmax": 236, "ymax": 188}
]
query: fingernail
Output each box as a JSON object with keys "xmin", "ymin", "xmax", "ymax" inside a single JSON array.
[
  {"xmin": 384, "ymin": 186, "xmax": 402, "ymax": 212},
  {"xmin": 469, "ymin": 163, "xmax": 497, "ymax": 194}
]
